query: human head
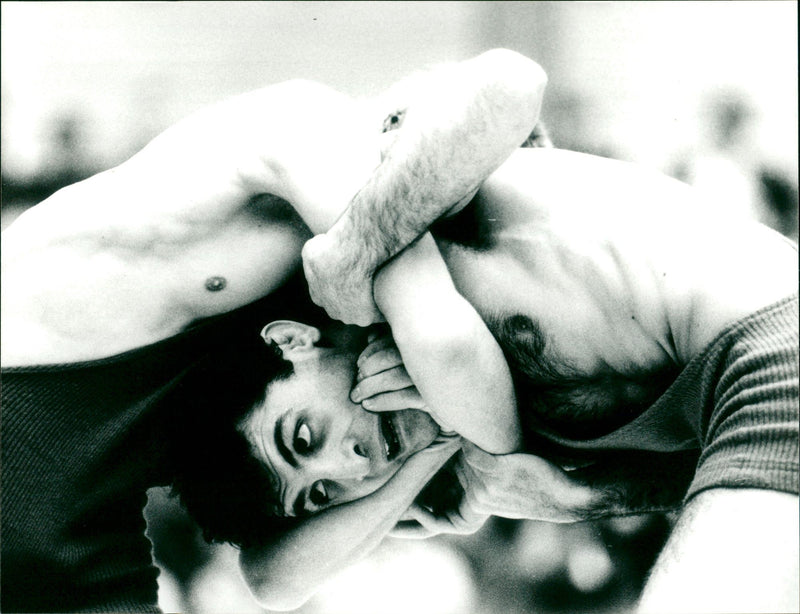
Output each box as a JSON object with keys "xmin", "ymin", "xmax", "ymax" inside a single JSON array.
[
  {"xmin": 168, "ymin": 315, "xmax": 439, "ymax": 548},
  {"xmin": 166, "ymin": 324, "xmax": 298, "ymax": 549},
  {"xmin": 239, "ymin": 320, "xmax": 440, "ymax": 518}
]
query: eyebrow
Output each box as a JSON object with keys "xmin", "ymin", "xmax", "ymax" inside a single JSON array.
[{"xmin": 275, "ymin": 414, "xmax": 298, "ymax": 469}]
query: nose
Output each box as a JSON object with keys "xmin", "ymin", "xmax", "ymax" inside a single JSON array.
[
  {"xmin": 334, "ymin": 438, "xmax": 372, "ymax": 480},
  {"xmin": 307, "ymin": 435, "xmax": 372, "ymax": 482},
  {"xmin": 333, "ymin": 406, "xmax": 380, "ymax": 480}
]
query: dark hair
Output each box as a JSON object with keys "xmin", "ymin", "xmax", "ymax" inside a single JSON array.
[
  {"xmin": 163, "ymin": 272, "xmax": 325, "ymax": 548},
  {"xmin": 166, "ymin": 327, "xmax": 301, "ymax": 549}
]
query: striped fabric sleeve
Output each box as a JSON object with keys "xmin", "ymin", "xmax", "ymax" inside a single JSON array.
[{"xmin": 686, "ymin": 295, "xmax": 799, "ymax": 500}]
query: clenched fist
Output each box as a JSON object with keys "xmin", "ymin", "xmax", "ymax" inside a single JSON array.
[{"xmin": 301, "ymin": 232, "xmax": 383, "ymax": 326}]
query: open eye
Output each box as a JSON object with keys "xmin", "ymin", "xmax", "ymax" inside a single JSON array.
[
  {"xmin": 309, "ymin": 481, "xmax": 329, "ymax": 507},
  {"xmin": 294, "ymin": 422, "xmax": 312, "ymax": 454}
]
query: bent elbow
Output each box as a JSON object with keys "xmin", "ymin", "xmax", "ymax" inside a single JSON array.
[
  {"xmin": 240, "ymin": 553, "xmax": 316, "ymax": 612},
  {"xmin": 468, "ymin": 49, "xmax": 548, "ymax": 145},
  {"xmin": 245, "ymin": 574, "xmax": 314, "ymax": 612},
  {"xmin": 477, "ymin": 48, "xmax": 548, "ymax": 107}
]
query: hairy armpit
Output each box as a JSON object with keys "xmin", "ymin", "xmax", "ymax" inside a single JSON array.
[{"xmin": 488, "ymin": 312, "xmax": 679, "ymax": 440}]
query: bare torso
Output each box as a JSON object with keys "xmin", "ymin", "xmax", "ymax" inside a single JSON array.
[
  {"xmin": 434, "ymin": 148, "xmax": 798, "ymax": 436},
  {"xmin": 1, "ymin": 81, "xmax": 380, "ymax": 367},
  {"xmin": 1, "ymin": 185, "xmax": 312, "ymax": 366},
  {"xmin": 4, "ymin": 145, "xmax": 796, "ymax": 401}
]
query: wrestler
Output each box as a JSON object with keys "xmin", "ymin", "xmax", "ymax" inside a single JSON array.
[
  {"xmin": 1, "ymin": 49, "xmax": 542, "ymax": 613},
  {"xmin": 301, "ymin": 130, "xmax": 800, "ymax": 613},
  {"xmin": 229, "ymin": 142, "xmax": 797, "ymax": 613}
]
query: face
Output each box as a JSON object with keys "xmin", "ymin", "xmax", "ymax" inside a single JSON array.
[{"xmin": 240, "ymin": 326, "xmax": 439, "ymax": 517}]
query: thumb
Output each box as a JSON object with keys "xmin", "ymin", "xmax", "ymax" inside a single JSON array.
[
  {"xmin": 461, "ymin": 440, "xmax": 500, "ymax": 472},
  {"xmin": 358, "ymin": 400, "xmax": 394, "ymax": 412}
]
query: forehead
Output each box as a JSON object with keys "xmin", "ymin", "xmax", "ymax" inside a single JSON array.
[
  {"xmin": 237, "ymin": 370, "xmax": 341, "ymax": 516},
  {"xmin": 238, "ymin": 394, "xmax": 286, "ymax": 505}
]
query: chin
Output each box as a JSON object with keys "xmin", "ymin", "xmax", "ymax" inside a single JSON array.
[{"xmin": 395, "ymin": 408, "xmax": 440, "ymax": 454}]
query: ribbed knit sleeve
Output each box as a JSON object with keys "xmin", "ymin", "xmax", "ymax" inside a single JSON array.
[
  {"xmin": 2, "ymin": 273, "xmax": 315, "ymax": 613},
  {"xmin": 525, "ymin": 295, "xmax": 798, "ymax": 503},
  {"xmin": 686, "ymin": 294, "xmax": 799, "ymax": 499},
  {"xmin": 1, "ymin": 309, "xmax": 224, "ymax": 613}
]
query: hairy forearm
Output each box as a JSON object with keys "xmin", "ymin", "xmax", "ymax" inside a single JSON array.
[
  {"xmin": 374, "ymin": 234, "xmax": 522, "ymax": 454},
  {"xmin": 568, "ymin": 449, "xmax": 700, "ymax": 520},
  {"xmin": 329, "ymin": 49, "xmax": 546, "ymax": 277}
]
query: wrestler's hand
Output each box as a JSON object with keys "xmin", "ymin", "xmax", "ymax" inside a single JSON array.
[
  {"xmin": 302, "ymin": 232, "xmax": 382, "ymax": 327},
  {"xmin": 390, "ymin": 442, "xmax": 599, "ymax": 539},
  {"xmin": 390, "ymin": 498, "xmax": 490, "ymax": 539},
  {"xmin": 452, "ymin": 441, "xmax": 597, "ymax": 523},
  {"xmin": 350, "ymin": 330, "xmax": 456, "ymax": 434}
]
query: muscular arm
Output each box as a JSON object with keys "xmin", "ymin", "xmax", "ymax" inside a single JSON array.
[
  {"xmin": 303, "ymin": 48, "xmax": 547, "ymax": 324},
  {"xmin": 373, "ymin": 233, "xmax": 522, "ymax": 454},
  {"xmin": 241, "ymin": 439, "xmax": 460, "ymax": 611},
  {"xmin": 1, "ymin": 79, "xmax": 380, "ymax": 366}
]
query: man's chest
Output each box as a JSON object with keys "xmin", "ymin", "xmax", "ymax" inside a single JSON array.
[
  {"xmin": 438, "ymin": 242, "xmax": 680, "ymax": 437},
  {"xmin": 485, "ymin": 309, "xmax": 679, "ymax": 438}
]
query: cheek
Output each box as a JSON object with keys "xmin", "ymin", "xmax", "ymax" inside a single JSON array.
[
  {"xmin": 397, "ymin": 408, "xmax": 440, "ymax": 452},
  {"xmin": 350, "ymin": 473, "xmax": 394, "ymax": 502}
]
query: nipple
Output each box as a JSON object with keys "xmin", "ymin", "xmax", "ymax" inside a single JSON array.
[{"xmin": 205, "ymin": 276, "xmax": 227, "ymax": 292}]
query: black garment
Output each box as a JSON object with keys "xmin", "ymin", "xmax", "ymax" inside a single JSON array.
[{"xmin": 1, "ymin": 274, "xmax": 310, "ymax": 613}]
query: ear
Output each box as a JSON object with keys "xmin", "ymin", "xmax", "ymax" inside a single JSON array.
[{"xmin": 260, "ymin": 320, "xmax": 322, "ymax": 360}]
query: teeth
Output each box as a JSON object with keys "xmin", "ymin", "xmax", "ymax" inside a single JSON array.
[
  {"xmin": 381, "ymin": 415, "xmax": 391, "ymax": 460},
  {"xmin": 380, "ymin": 414, "xmax": 398, "ymax": 461}
]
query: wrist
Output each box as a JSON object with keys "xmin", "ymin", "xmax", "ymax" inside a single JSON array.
[
  {"xmin": 555, "ymin": 472, "xmax": 603, "ymax": 521},
  {"xmin": 325, "ymin": 219, "xmax": 378, "ymax": 280}
]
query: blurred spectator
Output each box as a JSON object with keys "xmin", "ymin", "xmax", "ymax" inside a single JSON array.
[
  {"xmin": 669, "ymin": 89, "xmax": 798, "ymax": 242},
  {"xmin": 541, "ymin": 88, "xmax": 621, "ymax": 160},
  {"xmin": 1, "ymin": 110, "xmax": 101, "ymax": 229},
  {"xmin": 449, "ymin": 514, "xmax": 671, "ymax": 614}
]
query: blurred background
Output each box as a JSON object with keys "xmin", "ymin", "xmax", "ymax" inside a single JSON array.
[{"xmin": 2, "ymin": 2, "xmax": 797, "ymax": 613}]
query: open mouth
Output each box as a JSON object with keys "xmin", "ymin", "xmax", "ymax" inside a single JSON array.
[{"xmin": 379, "ymin": 413, "xmax": 401, "ymax": 461}]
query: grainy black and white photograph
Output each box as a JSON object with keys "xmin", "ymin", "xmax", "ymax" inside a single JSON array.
[{"xmin": 1, "ymin": 2, "xmax": 798, "ymax": 613}]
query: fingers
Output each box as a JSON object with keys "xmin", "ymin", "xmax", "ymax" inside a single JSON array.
[
  {"xmin": 357, "ymin": 340, "xmax": 402, "ymax": 379},
  {"xmin": 446, "ymin": 507, "xmax": 489, "ymax": 535},
  {"xmin": 352, "ymin": 366, "xmax": 414, "ymax": 401},
  {"xmin": 460, "ymin": 439, "xmax": 500, "ymax": 472},
  {"xmin": 407, "ymin": 504, "xmax": 452, "ymax": 531},
  {"xmin": 420, "ymin": 434, "xmax": 462, "ymax": 459},
  {"xmin": 389, "ymin": 522, "xmax": 438, "ymax": 540},
  {"xmin": 361, "ymin": 388, "xmax": 426, "ymax": 413},
  {"xmin": 454, "ymin": 450, "xmax": 494, "ymax": 519},
  {"xmin": 398, "ymin": 505, "xmax": 453, "ymax": 537},
  {"xmin": 414, "ymin": 501, "xmax": 488, "ymax": 537},
  {"xmin": 393, "ymin": 437, "xmax": 460, "ymax": 486},
  {"xmin": 325, "ymin": 301, "xmax": 381, "ymax": 328},
  {"xmin": 453, "ymin": 456, "xmax": 484, "ymax": 514},
  {"xmin": 351, "ymin": 333, "xmax": 420, "ymax": 411}
]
